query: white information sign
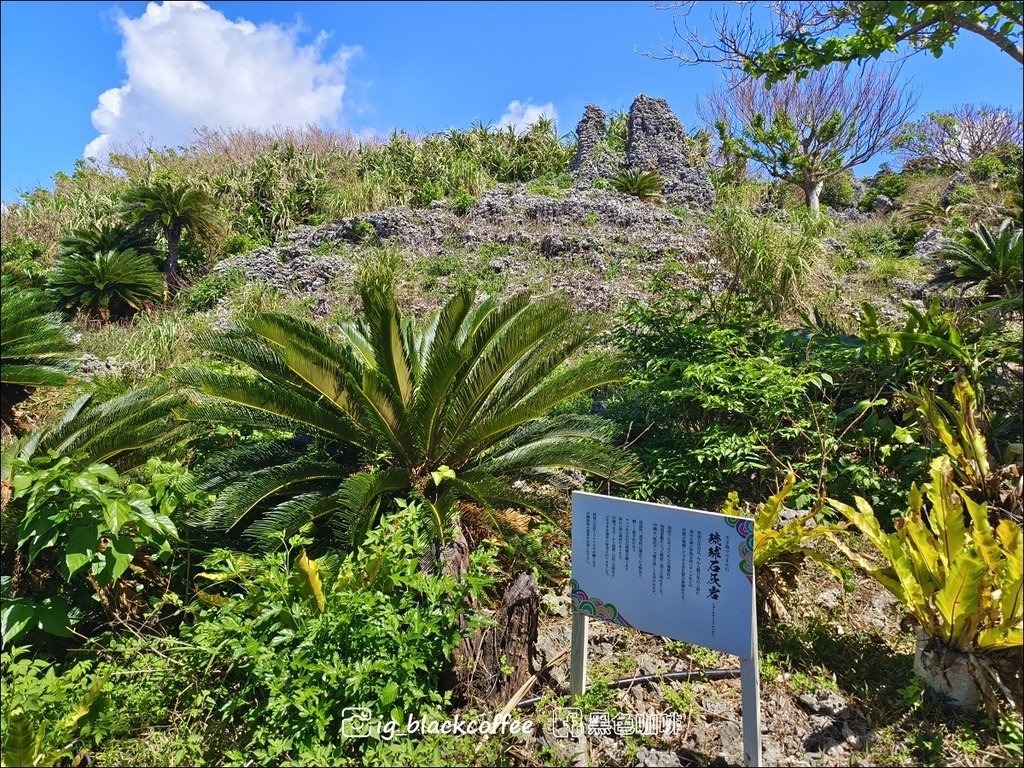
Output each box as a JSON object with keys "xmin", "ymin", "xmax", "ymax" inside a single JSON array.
[{"xmin": 570, "ymin": 491, "xmax": 755, "ymax": 659}]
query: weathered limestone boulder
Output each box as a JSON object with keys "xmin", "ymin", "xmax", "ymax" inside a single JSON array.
[
  {"xmin": 870, "ymin": 194, "xmax": 898, "ymax": 214},
  {"xmin": 940, "ymin": 171, "xmax": 972, "ymax": 207}
]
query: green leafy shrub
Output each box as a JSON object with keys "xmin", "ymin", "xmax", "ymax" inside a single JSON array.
[
  {"xmin": 967, "ymin": 153, "xmax": 1005, "ymax": 181},
  {"xmin": 609, "ymin": 299, "xmax": 822, "ymax": 507},
  {"xmin": 859, "ymin": 172, "xmax": 911, "ymax": 211},
  {"xmin": 611, "ymin": 295, "xmax": 929, "ymax": 513},
  {"xmin": 353, "ymin": 218, "xmax": 377, "ymax": 242},
  {"xmin": 182, "ymin": 267, "xmax": 247, "ymax": 311},
  {"xmin": 312, "ymin": 239, "xmax": 342, "ymax": 256},
  {"xmin": 1, "ymin": 454, "xmax": 184, "ymax": 645},
  {"xmin": 222, "ymin": 232, "xmax": 264, "ymax": 255},
  {"xmin": 414, "ymin": 179, "xmax": 445, "ymax": 207},
  {"xmin": 819, "ymin": 172, "xmax": 856, "ymax": 209},
  {"xmin": 47, "ymin": 249, "xmax": 164, "ymax": 321},
  {"xmin": 451, "ymin": 187, "xmax": 475, "ymax": 215},
  {"xmin": 0, "ymin": 646, "xmax": 108, "ymax": 767},
  {"xmin": 180, "ymin": 507, "xmax": 493, "ymax": 764},
  {"xmin": 793, "ymin": 299, "xmax": 988, "ymax": 402},
  {"xmin": 875, "ymin": 173, "xmax": 911, "ymax": 199}
]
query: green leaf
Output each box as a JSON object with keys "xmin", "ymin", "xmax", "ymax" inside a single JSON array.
[
  {"xmin": 34, "ymin": 598, "xmax": 72, "ymax": 638},
  {"xmin": 104, "ymin": 536, "xmax": 136, "ymax": 581},
  {"xmin": 1, "ymin": 600, "xmax": 37, "ymax": 646},
  {"xmin": 64, "ymin": 526, "xmax": 100, "ymax": 579},
  {"xmin": 62, "ymin": 672, "xmax": 110, "ymax": 731},
  {"xmin": 884, "ymin": 331, "xmax": 969, "ymax": 362},
  {"xmin": 71, "ymin": 470, "xmax": 103, "ymax": 495},
  {"xmin": 380, "ymin": 680, "xmax": 400, "ymax": 706},
  {"xmin": 2, "ymin": 712, "xmax": 40, "ymax": 768},
  {"xmin": 294, "ymin": 548, "xmax": 326, "ymax": 613},
  {"xmin": 104, "ymin": 498, "xmax": 132, "ymax": 536},
  {"xmin": 932, "ymin": 549, "xmax": 985, "ymax": 649},
  {"xmin": 21, "ymin": 516, "xmax": 59, "ymax": 567},
  {"xmin": 128, "ymin": 499, "xmax": 178, "ymax": 539}
]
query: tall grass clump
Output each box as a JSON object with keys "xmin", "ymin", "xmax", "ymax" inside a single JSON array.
[{"xmin": 710, "ymin": 206, "xmax": 827, "ymax": 313}]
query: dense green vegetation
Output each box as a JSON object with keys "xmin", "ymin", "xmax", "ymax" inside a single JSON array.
[{"xmin": 1, "ymin": 96, "xmax": 1022, "ymax": 767}]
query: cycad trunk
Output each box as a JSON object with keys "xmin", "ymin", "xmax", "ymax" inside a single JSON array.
[
  {"xmin": 164, "ymin": 224, "xmax": 183, "ymax": 300},
  {"xmin": 429, "ymin": 519, "xmax": 539, "ymax": 706}
]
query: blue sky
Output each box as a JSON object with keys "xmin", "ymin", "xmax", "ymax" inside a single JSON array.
[{"xmin": 2, "ymin": 1, "xmax": 1022, "ymax": 204}]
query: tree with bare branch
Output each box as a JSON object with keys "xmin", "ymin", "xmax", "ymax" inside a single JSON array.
[
  {"xmin": 895, "ymin": 104, "xmax": 1024, "ymax": 171},
  {"xmin": 651, "ymin": 2, "xmax": 1023, "ymax": 84},
  {"xmin": 699, "ymin": 63, "xmax": 918, "ymax": 211}
]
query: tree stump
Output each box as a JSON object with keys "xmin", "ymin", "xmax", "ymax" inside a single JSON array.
[
  {"xmin": 426, "ymin": 520, "xmax": 540, "ymax": 706},
  {"xmin": 460, "ymin": 571, "xmax": 540, "ymax": 705}
]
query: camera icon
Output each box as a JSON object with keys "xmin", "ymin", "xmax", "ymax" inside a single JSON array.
[
  {"xmin": 341, "ymin": 707, "xmax": 373, "ymax": 739},
  {"xmin": 549, "ymin": 707, "xmax": 584, "ymax": 738}
]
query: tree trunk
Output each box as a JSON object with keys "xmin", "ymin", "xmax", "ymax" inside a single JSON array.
[
  {"xmin": 164, "ymin": 224, "xmax": 182, "ymax": 300},
  {"xmin": 803, "ymin": 179, "xmax": 824, "ymax": 212}
]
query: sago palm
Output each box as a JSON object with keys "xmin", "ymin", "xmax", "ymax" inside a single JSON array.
[
  {"xmin": 609, "ymin": 168, "xmax": 664, "ymax": 203},
  {"xmin": 120, "ymin": 179, "xmax": 222, "ymax": 297},
  {"xmin": 58, "ymin": 221, "xmax": 159, "ymax": 260},
  {"xmin": 0, "ymin": 276, "xmax": 77, "ymax": 432},
  {"xmin": 48, "ymin": 249, "xmax": 164, "ymax": 321},
  {"xmin": 178, "ymin": 278, "xmax": 631, "ymax": 552},
  {"xmin": 932, "ymin": 219, "xmax": 1023, "ymax": 299}
]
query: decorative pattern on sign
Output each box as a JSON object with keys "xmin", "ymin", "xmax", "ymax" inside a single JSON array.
[
  {"xmin": 570, "ymin": 579, "xmax": 634, "ymax": 627},
  {"xmin": 723, "ymin": 516, "xmax": 755, "ymax": 582}
]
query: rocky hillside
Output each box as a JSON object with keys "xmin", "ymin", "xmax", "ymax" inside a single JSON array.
[
  {"xmin": 211, "ymin": 94, "xmax": 946, "ymax": 325},
  {"xmin": 215, "ymin": 183, "xmax": 717, "ymax": 317}
]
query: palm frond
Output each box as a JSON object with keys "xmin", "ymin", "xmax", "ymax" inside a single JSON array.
[
  {"xmin": 40, "ymin": 380, "xmax": 188, "ymax": 468},
  {"xmin": 1, "ymin": 277, "xmax": 77, "ymax": 389},
  {"xmin": 200, "ymin": 453, "xmax": 350, "ymax": 535},
  {"xmin": 328, "ymin": 467, "xmax": 414, "ymax": 549},
  {"xmin": 158, "ymin": 279, "xmax": 630, "ymax": 554},
  {"xmin": 174, "ymin": 367, "xmax": 361, "ymax": 445},
  {"xmin": 474, "ymin": 414, "xmax": 634, "ymax": 481}
]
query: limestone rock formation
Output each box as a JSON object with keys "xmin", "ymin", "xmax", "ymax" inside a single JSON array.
[
  {"xmin": 569, "ymin": 96, "xmax": 715, "ymax": 212},
  {"xmin": 624, "ymin": 95, "xmax": 715, "ymax": 212},
  {"xmin": 568, "ymin": 104, "xmax": 618, "ymax": 190}
]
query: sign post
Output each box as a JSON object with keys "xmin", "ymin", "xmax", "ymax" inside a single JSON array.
[{"xmin": 569, "ymin": 491, "xmax": 760, "ymax": 766}]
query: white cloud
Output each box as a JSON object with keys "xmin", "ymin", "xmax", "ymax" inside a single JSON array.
[
  {"xmin": 84, "ymin": 1, "xmax": 357, "ymax": 160},
  {"xmin": 495, "ymin": 100, "xmax": 558, "ymax": 134}
]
